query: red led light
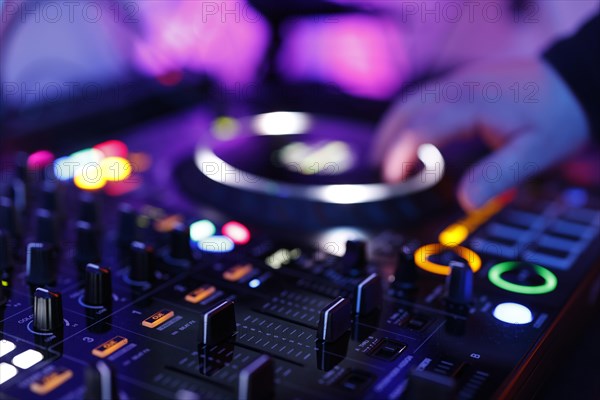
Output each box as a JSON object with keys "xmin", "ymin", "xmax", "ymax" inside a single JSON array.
[
  {"xmin": 222, "ymin": 221, "xmax": 251, "ymax": 245},
  {"xmin": 27, "ymin": 150, "xmax": 54, "ymax": 170},
  {"xmin": 94, "ymin": 140, "xmax": 128, "ymax": 159}
]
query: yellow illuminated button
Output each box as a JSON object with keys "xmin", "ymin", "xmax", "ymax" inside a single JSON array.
[
  {"xmin": 100, "ymin": 156, "xmax": 132, "ymax": 182},
  {"xmin": 30, "ymin": 367, "xmax": 73, "ymax": 395},
  {"xmin": 74, "ymin": 173, "xmax": 107, "ymax": 191},
  {"xmin": 185, "ymin": 284, "xmax": 216, "ymax": 304},
  {"xmin": 438, "ymin": 223, "xmax": 469, "ymax": 247},
  {"xmin": 223, "ymin": 263, "xmax": 253, "ymax": 282},
  {"xmin": 92, "ymin": 336, "xmax": 128, "ymax": 358},
  {"xmin": 142, "ymin": 309, "xmax": 175, "ymax": 328},
  {"xmin": 414, "ymin": 244, "xmax": 482, "ymax": 276}
]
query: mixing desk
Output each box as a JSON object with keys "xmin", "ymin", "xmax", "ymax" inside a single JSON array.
[{"xmin": 0, "ymin": 110, "xmax": 599, "ymax": 400}]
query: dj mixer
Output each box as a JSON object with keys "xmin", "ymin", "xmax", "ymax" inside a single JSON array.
[{"xmin": 0, "ymin": 110, "xmax": 599, "ymax": 400}]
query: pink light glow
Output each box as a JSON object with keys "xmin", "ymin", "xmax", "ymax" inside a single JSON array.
[
  {"xmin": 133, "ymin": 1, "xmax": 270, "ymax": 85},
  {"xmin": 222, "ymin": 221, "xmax": 251, "ymax": 245},
  {"xmin": 277, "ymin": 15, "xmax": 409, "ymax": 100},
  {"xmin": 94, "ymin": 140, "xmax": 128, "ymax": 159},
  {"xmin": 27, "ymin": 150, "xmax": 54, "ymax": 170}
]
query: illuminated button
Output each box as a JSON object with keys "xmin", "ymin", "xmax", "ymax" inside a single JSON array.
[
  {"xmin": 488, "ymin": 261, "xmax": 557, "ymax": 295},
  {"xmin": 438, "ymin": 223, "xmax": 469, "ymax": 247},
  {"xmin": 12, "ymin": 349, "xmax": 43, "ymax": 369},
  {"xmin": 190, "ymin": 219, "xmax": 216, "ymax": 242},
  {"xmin": 94, "ymin": 140, "xmax": 128, "ymax": 158},
  {"xmin": 223, "ymin": 263, "xmax": 253, "ymax": 282},
  {"xmin": 0, "ymin": 362, "xmax": 18, "ymax": 385},
  {"xmin": 222, "ymin": 221, "xmax": 251, "ymax": 245},
  {"xmin": 30, "ymin": 367, "xmax": 73, "ymax": 395},
  {"xmin": 414, "ymin": 244, "xmax": 482, "ymax": 276},
  {"xmin": 74, "ymin": 172, "xmax": 107, "ymax": 191},
  {"xmin": 198, "ymin": 235, "xmax": 234, "ymax": 253},
  {"xmin": 100, "ymin": 157, "xmax": 132, "ymax": 182},
  {"xmin": 142, "ymin": 309, "xmax": 175, "ymax": 328},
  {"xmin": 53, "ymin": 157, "xmax": 75, "ymax": 181},
  {"xmin": 27, "ymin": 150, "xmax": 54, "ymax": 170},
  {"xmin": 0, "ymin": 340, "xmax": 16, "ymax": 357},
  {"xmin": 92, "ymin": 336, "xmax": 128, "ymax": 358},
  {"xmin": 185, "ymin": 284, "xmax": 216, "ymax": 304},
  {"xmin": 493, "ymin": 302, "xmax": 533, "ymax": 325}
]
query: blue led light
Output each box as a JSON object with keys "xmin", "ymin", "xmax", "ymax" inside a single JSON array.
[
  {"xmin": 492, "ymin": 302, "xmax": 533, "ymax": 325},
  {"xmin": 53, "ymin": 157, "xmax": 75, "ymax": 181},
  {"xmin": 562, "ymin": 188, "xmax": 588, "ymax": 208},
  {"xmin": 249, "ymin": 279, "xmax": 261, "ymax": 288},
  {"xmin": 198, "ymin": 235, "xmax": 234, "ymax": 253}
]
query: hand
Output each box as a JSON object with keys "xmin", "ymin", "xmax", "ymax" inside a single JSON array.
[{"xmin": 372, "ymin": 59, "xmax": 591, "ymax": 210}]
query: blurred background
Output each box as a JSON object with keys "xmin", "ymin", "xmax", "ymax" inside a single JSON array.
[{"xmin": 1, "ymin": 0, "xmax": 597, "ymax": 139}]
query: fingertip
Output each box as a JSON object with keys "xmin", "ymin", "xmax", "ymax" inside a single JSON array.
[
  {"xmin": 457, "ymin": 175, "xmax": 487, "ymax": 211},
  {"xmin": 381, "ymin": 136, "xmax": 420, "ymax": 183}
]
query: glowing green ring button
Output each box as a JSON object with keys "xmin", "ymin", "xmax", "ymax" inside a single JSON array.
[{"xmin": 488, "ymin": 261, "xmax": 557, "ymax": 295}]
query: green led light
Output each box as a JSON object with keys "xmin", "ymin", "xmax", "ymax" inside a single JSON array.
[{"xmin": 488, "ymin": 261, "xmax": 557, "ymax": 295}]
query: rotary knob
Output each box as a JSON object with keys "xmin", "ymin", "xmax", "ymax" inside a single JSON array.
[
  {"xmin": 36, "ymin": 208, "xmax": 59, "ymax": 245},
  {"xmin": 341, "ymin": 240, "xmax": 367, "ymax": 276},
  {"xmin": 129, "ymin": 241, "xmax": 155, "ymax": 282},
  {"xmin": 84, "ymin": 264, "xmax": 112, "ymax": 307},
  {"xmin": 33, "ymin": 287, "xmax": 63, "ymax": 332},
  {"xmin": 117, "ymin": 203, "xmax": 138, "ymax": 249},
  {"xmin": 446, "ymin": 260, "xmax": 473, "ymax": 312},
  {"xmin": 79, "ymin": 193, "xmax": 100, "ymax": 225},
  {"xmin": 0, "ymin": 197, "xmax": 20, "ymax": 241},
  {"xmin": 0, "ymin": 230, "xmax": 13, "ymax": 272},
  {"xmin": 26, "ymin": 243, "xmax": 58, "ymax": 286},
  {"xmin": 393, "ymin": 241, "xmax": 420, "ymax": 290},
  {"xmin": 76, "ymin": 221, "xmax": 101, "ymax": 269},
  {"xmin": 169, "ymin": 223, "xmax": 192, "ymax": 262}
]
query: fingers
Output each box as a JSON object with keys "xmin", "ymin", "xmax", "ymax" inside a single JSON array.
[
  {"xmin": 375, "ymin": 101, "xmax": 481, "ymax": 182},
  {"xmin": 370, "ymin": 100, "xmax": 417, "ymax": 166},
  {"xmin": 456, "ymin": 131, "xmax": 584, "ymax": 210}
]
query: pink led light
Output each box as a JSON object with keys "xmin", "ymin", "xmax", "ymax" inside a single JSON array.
[
  {"xmin": 222, "ymin": 221, "xmax": 251, "ymax": 245},
  {"xmin": 132, "ymin": 0, "xmax": 269, "ymax": 85},
  {"xmin": 27, "ymin": 150, "xmax": 54, "ymax": 170},
  {"xmin": 277, "ymin": 15, "xmax": 408, "ymax": 100},
  {"xmin": 94, "ymin": 140, "xmax": 128, "ymax": 159}
]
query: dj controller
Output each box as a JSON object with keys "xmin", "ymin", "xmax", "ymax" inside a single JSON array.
[{"xmin": 0, "ymin": 109, "xmax": 599, "ymax": 400}]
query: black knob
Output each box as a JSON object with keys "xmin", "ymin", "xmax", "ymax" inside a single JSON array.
[
  {"xmin": 446, "ymin": 261, "xmax": 473, "ymax": 307},
  {"xmin": 317, "ymin": 296, "xmax": 351, "ymax": 343},
  {"xmin": 341, "ymin": 240, "xmax": 367, "ymax": 275},
  {"xmin": 36, "ymin": 208, "xmax": 59, "ymax": 245},
  {"xmin": 41, "ymin": 181, "xmax": 59, "ymax": 212},
  {"xmin": 79, "ymin": 193, "xmax": 99, "ymax": 225},
  {"xmin": 354, "ymin": 273, "xmax": 382, "ymax": 315},
  {"xmin": 198, "ymin": 300, "xmax": 237, "ymax": 347},
  {"xmin": 84, "ymin": 264, "xmax": 112, "ymax": 307},
  {"xmin": 169, "ymin": 223, "xmax": 192, "ymax": 261},
  {"xmin": 26, "ymin": 243, "xmax": 58, "ymax": 286},
  {"xmin": 76, "ymin": 221, "xmax": 101, "ymax": 268},
  {"xmin": 238, "ymin": 355, "xmax": 274, "ymax": 400},
  {"xmin": 33, "ymin": 287, "xmax": 63, "ymax": 332},
  {"xmin": 0, "ymin": 197, "xmax": 20, "ymax": 240},
  {"xmin": 393, "ymin": 241, "xmax": 420, "ymax": 290},
  {"xmin": 129, "ymin": 241, "xmax": 155, "ymax": 282},
  {"xmin": 117, "ymin": 203, "xmax": 137, "ymax": 248},
  {"xmin": 0, "ymin": 230, "xmax": 13, "ymax": 272},
  {"xmin": 85, "ymin": 360, "xmax": 119, "ymax": 400}
]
